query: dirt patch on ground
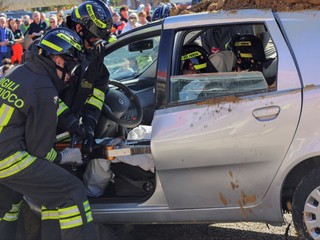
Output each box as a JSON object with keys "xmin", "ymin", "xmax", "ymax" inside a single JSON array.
[{"xmin": 173, "ymin": 0, "xmax": 320, "ymax": 15}]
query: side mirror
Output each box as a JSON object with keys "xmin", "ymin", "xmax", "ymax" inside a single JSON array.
[{"xmin": 128, "ymin": 40, "xmax": 153, "ymax": 52}]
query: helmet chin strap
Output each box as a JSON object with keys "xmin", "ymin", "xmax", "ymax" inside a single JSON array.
[
  {"xmin": 78, "ymin": 28, "xmax": 99, "ymax": 48},
  {"xmin": 76, "ymin": 28, "xmax": 89, "ymax": 45},
  {"xmin": 55, "ymin": 64, "xmax": 69, "ymax": 83}
]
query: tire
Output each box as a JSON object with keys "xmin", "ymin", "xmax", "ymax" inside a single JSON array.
[{"xmin": 292, "ymin": 168, "xmax": 320, "ymax": 239}]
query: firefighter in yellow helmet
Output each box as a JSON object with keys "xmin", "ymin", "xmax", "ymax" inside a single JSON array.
[
  {"xmin": 180, "ymin": 44, "xmax": 217, "ymax": 75},
  {"xmin": 23, "ymin": 0, "xmax": 116, "ymax": 142},
  {"xmin": 0, "ymin": 28, "xmax": 96, "ymax": 240}
]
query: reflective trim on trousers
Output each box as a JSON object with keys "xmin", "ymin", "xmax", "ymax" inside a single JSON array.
[
  {"xmin": 0, "ymin": 151, "xmax": 36, "ymax": 178},
  {"xmin": 83, "ymin": 200, "xmax": 93, "ymax": 223},
  {"xmin": 41, "ymin": 206, "xmax": 59, "ymax": 220},
  {"xmin": 58, "ymin": 205, "xmax": 83, "ymax": 229},
  {"xmin": 0, "ymin": 200, "xmax": 22, "ymax": 222}
]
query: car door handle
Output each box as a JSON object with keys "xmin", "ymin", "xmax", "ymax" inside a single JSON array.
[{"xmin": 252, "ymin": 106, "xmax": 281, "ymax": 121}]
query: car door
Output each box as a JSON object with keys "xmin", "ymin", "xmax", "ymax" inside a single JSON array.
[{"xmin": 151, "ymin": 11, "xmax": 302, "ymax": 209}]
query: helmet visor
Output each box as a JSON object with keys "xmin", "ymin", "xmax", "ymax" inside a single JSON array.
[
  {"xmin": 181, "ymin": 50, "xmax": 207, "ymax": 70},
  {"xmin": 188, "ymin": 58, "xmax": 207, "ymax": 70}
]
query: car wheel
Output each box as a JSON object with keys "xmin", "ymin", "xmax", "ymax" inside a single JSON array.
[{"xmin": 292, "ymin": 168, "xmax": 320, "ymax": 239}]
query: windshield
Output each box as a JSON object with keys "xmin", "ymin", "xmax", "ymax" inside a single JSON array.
[{"xmin": 104, "ymin": 36, "xmax": 161, "ymax": 81}]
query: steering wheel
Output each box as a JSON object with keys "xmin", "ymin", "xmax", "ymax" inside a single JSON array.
[{"xmin": 101, "ymin": 80, "xmax": 143, "ymax": 128}]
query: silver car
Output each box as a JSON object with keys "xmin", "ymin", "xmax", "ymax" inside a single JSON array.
[{"xmin": 75, "ymin": 9, "xmax": 320, "ymax": 240}]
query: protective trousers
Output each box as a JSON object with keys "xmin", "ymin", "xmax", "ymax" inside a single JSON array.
[
  {"xmin": 0, "ymin": 157, "xmax": 97, "ymax": 240},
  {"xmin": 0, "ymin": 184, "xmax": 22, "ymax": 240}
]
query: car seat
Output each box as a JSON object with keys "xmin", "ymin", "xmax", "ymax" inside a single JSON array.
[
  {"xmin": 227, "ymin": 34, "xmax": 266, "ymax": 71},
  {"xmin": 209, "ymin": 50, "xmax": 236, "ymax": 72},
  {"xmin": 257, "ymin": 31, "xmax": 278, "ymax": 86},
  {"xmin": 227, "ymin": 33, "xmax": 277, "ymax": 85}
]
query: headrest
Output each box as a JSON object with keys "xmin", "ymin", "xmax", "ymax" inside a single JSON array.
[
  {"xmin": 257, "ymin": 32, "xmax": 277, "ymax": 60},
  {"xmin": 228, "ymin": 34, "xmax": 266, "ymax": 62},
  {"xmin": 209, "ymin": 51, "xmax": 236, "ymax": 72}
]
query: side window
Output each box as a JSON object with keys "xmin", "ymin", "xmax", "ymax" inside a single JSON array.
[
  {"xmin": 104, "ymin": 35, "xmax": 161, "ymax": 81},
  {"xmin": 171, "ymin": 72, "xmax": 268, "ymax": 102},
  {"xmin": 170, "ymin": 24, "xmax": 278, "ymax": 103}
]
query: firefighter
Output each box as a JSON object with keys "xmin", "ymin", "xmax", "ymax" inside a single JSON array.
[
  {"xmin": 0, "ymin": 28, "xmax": 96, "ymax": 240},
  {"xmin": 24, "ymin": 0, "xmax": 115, "ymax": 141},
  {"xmin": 180, "ymin": 44, "xmax": 217, "ymax": 75},
  {"xmin": 62, "ymin": 0, "xmax": 115, "ymax": 140}
]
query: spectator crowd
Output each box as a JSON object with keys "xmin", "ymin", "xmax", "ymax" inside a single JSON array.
[
  {"xmin": 0, "ymin": 3, "xmax": 157, "ymax": 72},
  {"xmin": 0, "ymin": 9, "xmax": 67, "ymax": 70},
  {"xmin": 110, "ymin": 4, "xmax": 153, "ymax": 35}
]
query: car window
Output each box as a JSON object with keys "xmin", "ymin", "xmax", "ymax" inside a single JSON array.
[
  {"xmin": 169, "ymin": 24, "xmax": 278, "ymax": 103},
  {"xmin": 104, "ymin": 35, "xmax": 161, "ymax": 81},
  {"xmin": 171, "ymin": 72, "xmax": 268, "ymax": 102}
]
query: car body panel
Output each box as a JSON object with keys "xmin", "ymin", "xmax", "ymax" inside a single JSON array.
[
  {"xmin": 163, "ymin": 9, "xmax": 276, "ymax": 30},
  {"xmin": 151, "ymin": 91, "xmax": 301, "ymax": 209},
  {"xmin": 269, "ymin": 11, "xmax": 320, "ymax": 196},
  {"xmin": 274, "ymin": 11, "xmax": 320, "ymax": 87}
]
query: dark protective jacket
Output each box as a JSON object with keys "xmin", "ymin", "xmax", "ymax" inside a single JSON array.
[
  {"xmin": 59, "ymin": 47, "xmax": 109, "ymax": 133},
  {"xmin": 0, "ymin": 54, "xmax": 65, "ymax": 163},
  {"xmin": 23, "ymin": 39, "xmax": 109, "ymax": 136}
]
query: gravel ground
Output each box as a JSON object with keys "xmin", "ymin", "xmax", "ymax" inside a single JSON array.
[{"xmin": 96, "ymin": 214, "xmax": 299, "ymax": 240}]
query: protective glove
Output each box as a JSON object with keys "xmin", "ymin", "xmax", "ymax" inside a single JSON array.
[
  {"xmin": 59, "ymin": 147, "xmax": 83, "ymax": 166},
  {"xmin": 68, "ymin": 121, "xmax": 85, "ymax": 139},
  {"xmin": 80, "ymin": 124, "xmax": 94, "ymax": 139}
]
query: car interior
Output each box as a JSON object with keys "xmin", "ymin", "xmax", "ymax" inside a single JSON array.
[{"xmin": 169, "ymin": 24, "xmax": 278, "ymax": 104}]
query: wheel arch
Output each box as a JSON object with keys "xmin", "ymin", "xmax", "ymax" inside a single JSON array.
[{"xmin": 281, "ymin": 156, "xmax": 320, "ymax": 212}]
